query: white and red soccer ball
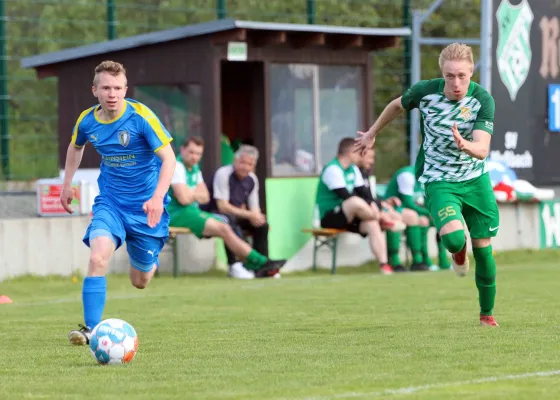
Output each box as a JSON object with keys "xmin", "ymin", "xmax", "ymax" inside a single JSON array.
[{"xmin": 89, "ymin": 318, "xmax": 139, "ymax": 365}]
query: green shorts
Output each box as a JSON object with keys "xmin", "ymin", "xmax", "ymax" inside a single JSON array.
[
  {"xmin": 424, "ymin": 172, "xmax": 499, "ymax": 239},
  {"xmin": 169, "ymin": 206, "xmax": 222, "ymax": 239}
]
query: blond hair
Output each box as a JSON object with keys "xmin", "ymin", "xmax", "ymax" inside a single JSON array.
[
  {"xmin": 93, "ymin": 60, "xmax": 127, "ymax": 86},
  {"xmin": 438, "ymin": 43, "xmax": 474, "ymax": 70}
]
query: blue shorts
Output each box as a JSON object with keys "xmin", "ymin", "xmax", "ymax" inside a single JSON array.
[{"xmin": 84, "ymin": 196, "xmax": 170, "ymax": 273}]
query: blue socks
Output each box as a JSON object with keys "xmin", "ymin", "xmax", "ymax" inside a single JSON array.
[{"xmin": 82, "ymin": 276, "xmax": 107, "ymax": 329}]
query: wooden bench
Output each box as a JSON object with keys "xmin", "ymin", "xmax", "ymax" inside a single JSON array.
[
  {"xmin": 302, "ymin": 226, "xmax": 413, "ymax": 274},
  {"xmin": 155, "ymin": 227, "xmax": 192, "ymax": 278},
  {"xmin": 160, "ymin": 224, "xmax": 268, "ymax": 278},
  {"xmin": 301, "ymin": 228, "xmax": 347, "ymax": 274}
]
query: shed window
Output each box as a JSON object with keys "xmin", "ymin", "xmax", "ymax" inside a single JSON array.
[
  {"xmin": 134, "ymin": 84, "xmax": 201, "ymax": 150},
  {"xmin": 269, "ymin": 64, "xmax": 363, "ymax": 176}
]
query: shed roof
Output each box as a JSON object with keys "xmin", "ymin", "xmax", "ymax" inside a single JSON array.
[{"xmin": 20, "ymin": 18, "xmax": 411, "ymax": 69}]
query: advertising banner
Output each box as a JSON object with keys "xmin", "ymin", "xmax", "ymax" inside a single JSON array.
[{"xmin": 492, "ymin": 0, "xmax": 560, "ymax": 185}]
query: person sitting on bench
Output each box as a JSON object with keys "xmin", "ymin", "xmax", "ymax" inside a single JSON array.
[
  {"xmin": 204, "ymin": 145, "xmax": 282, "ymax": 277},
  {"xmin": 383, "ymin": 165, "xmax": 450, "ymax": 272},
  {"xmin": 353, "ymin": 148, "xmax": 406, "ymax": 235},
  {"xmin": 314, "ymin": 137, "xmax": 393, "ymax": 275},
  {"xmin": 356, "ymin": 148, "xmax": 429, "ymax": 272},
  {"xmin": 167, "ymin": 137, "xmax": 285, "ymax": 279}
]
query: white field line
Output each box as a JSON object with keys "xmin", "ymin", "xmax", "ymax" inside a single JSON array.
[{"xmin": 302, "ymin": 370, "xmax": 560, "ymax": 399}]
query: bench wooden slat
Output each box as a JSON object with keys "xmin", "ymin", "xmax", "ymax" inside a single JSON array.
[
  {"xmin": 301, "ymin": 228, "xmax": 347, "ymax": 237},
  {"xmin": 168, "ymin": 227, "xmax": 192, "ymax": 238},
  {"xmin": 301, "ymin": 227, "xmax": 345, "ymax": 274}
]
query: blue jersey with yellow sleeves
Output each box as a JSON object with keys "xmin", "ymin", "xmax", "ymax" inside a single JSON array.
[{"xmin": 71, "ymin": 99, "xmax": 173, "ymax": 211}]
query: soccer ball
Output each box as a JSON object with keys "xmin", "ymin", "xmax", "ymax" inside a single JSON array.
[{"xmin": 89, "ymin": 318, "xmax": 139, "ymax": 365}]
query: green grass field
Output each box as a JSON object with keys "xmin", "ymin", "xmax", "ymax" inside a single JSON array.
[{"xmin": 2, "ymin": 249, "xmax": 560, "ymax": 399}]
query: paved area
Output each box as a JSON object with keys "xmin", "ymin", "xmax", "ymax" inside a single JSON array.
[{"xmin": 0, "ymin": 193, "xmax": 39, "ymax": 219}]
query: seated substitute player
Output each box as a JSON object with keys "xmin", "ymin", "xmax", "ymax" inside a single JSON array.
[
  {"xmin": 167, "ymin": 136, "xmax": 285, "ymax": 279},
  {"xmin": 353, "ymin": 149, "xmax": 406, "ymax": 235},
  {"xmin": 353, "ymin": 149, "xmax": 407, "ymax": 271},
  {"xmin": 354, "ymin": 43, "xmax": 500, "ymax": 327},
  {"xmin": 384, "ymin": 165, "xmax": 451, "ymax": 272},
  {"xmin": 315, "ymin": 138, "xmax": 393, "ymax": 275},
  {"xmin": 355, "ymin": 149, "xmax": 423, "ymax": 273},
  {"xmin": 62, "ymin": 61, "xmax": 177, "ymax": 345}
]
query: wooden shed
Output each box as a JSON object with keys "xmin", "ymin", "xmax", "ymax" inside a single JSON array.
[
  {"xmin": 21, "ymin": 18, "xmax": 409, "ymax": 181},
  {"xmin": 21, "ymin": 18, "xmax": 410, "ymax": 260}
]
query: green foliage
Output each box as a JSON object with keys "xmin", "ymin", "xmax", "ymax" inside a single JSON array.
[{"xmin": 3, "ymin": 0, "xmax": 482, "ymax": 181}]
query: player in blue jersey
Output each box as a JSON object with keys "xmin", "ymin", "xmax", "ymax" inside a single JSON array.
[{"xmin": 61, "ymin": 61, "xmax": 177, "ymax": 345}]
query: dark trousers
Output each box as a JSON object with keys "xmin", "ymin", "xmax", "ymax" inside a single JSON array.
[{"xmin": 223, "ymin": 215, "xmax": 269, "ymax": 264}]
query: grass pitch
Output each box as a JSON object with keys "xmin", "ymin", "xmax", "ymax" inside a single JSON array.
[{"xmin": 1, "ymin": 249, "xmax": 560, "ymax": 399}]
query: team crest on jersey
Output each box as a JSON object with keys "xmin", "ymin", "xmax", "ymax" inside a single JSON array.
[
  {"xmin": 496, "ymin": 0, "xmax": 534, "ymax": 101},
  {"xmin": 459, "ymin": 106, "xmax": 472, "ymax": 121},
  {"xmin": 118, "ymin": 131, "xmax": 130, "ymax": 147}
]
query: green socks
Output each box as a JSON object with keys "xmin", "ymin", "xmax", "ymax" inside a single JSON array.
[
  {"xmin": 473, "ymin": 246, "xmax": 496, "ymax": 316},
  {"xmin": 420, "ymin": 226, "xmax": 431, "ymax": 266},
  {"xmin": 386, "ymin": 230, "xmax": 402, "ymax": 266},
  {"xmin": 437, "ymin": 234, "xmax": 451, "ymax": 269},
  {"xmin": 244, "ymin": 249, "xmax": 268, "ymax": 271},
  {"xmin": 406, "ymin": 226, "xmax": 423, "ymax": 264}
]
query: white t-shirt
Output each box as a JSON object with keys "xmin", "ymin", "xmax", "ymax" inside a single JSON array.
[
  {"xmin": 212, "ymin": 164, "xmax": 260, "ymax": 209},
  {"xmin": 321, "ymin": 164, "xmax": 364, "ymax": 191},
  {"xmin": 171, "ymin": 162, "xmax": 204, "ymax": 188},
  {"xmin": 396, "ymin": 171, "xmax": 415, "ymax": 196}
]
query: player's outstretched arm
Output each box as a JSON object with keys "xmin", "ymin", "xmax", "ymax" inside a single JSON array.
[
  {"xmin": 143, "ymin": 144, "xmax": 176, "ymax": 228},
  {"xmin": 60, "ymin": 143, "xmax": 85, "ymax": 214},
  {"xmin": 452, "ymin": 124, "xmax": 491, "ymax": 160},
  {"xmin": 154, "ymin": 144, "xmax": 176, "ymax": 198},
  {"xmin": 354, "ymin": 97, "xmax": 404, "ymax": 154}
]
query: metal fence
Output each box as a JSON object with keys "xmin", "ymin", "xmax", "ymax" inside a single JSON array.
[{"xmin": 1, "ymin": 0, "xmax": 481, "ymax": 181}]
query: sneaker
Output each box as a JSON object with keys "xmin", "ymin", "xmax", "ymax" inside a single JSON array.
[
  {"xmin": 255, "ymin": 267, "xmax": 280, "ymax": 278},
  {"xmin": 392, "ymin": 264, "xmax": 407, "ymax": 273},
  {"xmin": 228, "ymin": 262, "xmax": 255, "ymax": 280},
  {"xmin": 68, "ymin": 324, "xmax": 91, "ymax": 346},
  {"xmin": 410, "ymin": 263, "xmax": 430, "ymax": 272},
  {"xmin": 428, "ymin": 264, "xmax": 440, "ymax": 272},
  {"xmin": 379, "ymin": 264, "xmax": 393, "ymax": 275},
  {"xmin": 480, "ymin": 314, "xmax": 499, "ymax": 327},
  {"xmin": 452, "ymin": 242, "xmax": 469, "ymax": 277},
  {"xmin": 254, "ymin": 259, "xmax": 286, "ymax": 278}
]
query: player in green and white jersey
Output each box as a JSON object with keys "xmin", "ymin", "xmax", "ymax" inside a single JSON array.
[
  {"xmin": 315, "ymin": 138, "xmax": 393, "ymax": 275},
  {"xmin": 384, "ymin": 165, "xmax": 451, "ymax": 272},
  {"xmin": 354, "ymin": 43, "xmax": 499, "ymax": 327},
  {"xmin": 167, "ymin": 137, "xmax": 285, "ymax": 279}
]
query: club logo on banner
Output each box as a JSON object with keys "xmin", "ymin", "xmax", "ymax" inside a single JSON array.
[{"xmin": 495, "ymin": 0, "xmax": 534, "ymax": 101}]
